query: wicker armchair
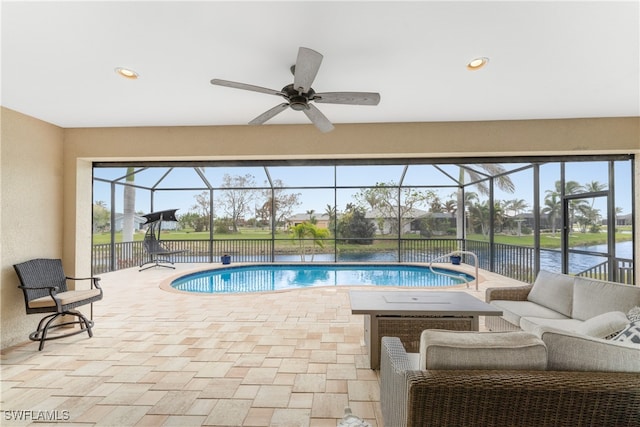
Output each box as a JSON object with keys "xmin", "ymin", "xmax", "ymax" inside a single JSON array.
[
  {"xmin": 380, "ymin": 336, "xmax": 640, "ymax": 427},
  {"xmin": 14, "ymin": 258, "xmax": 103, "ymax": 350}
]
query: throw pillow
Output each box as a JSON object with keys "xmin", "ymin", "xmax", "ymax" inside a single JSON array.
[
  {"xmin": 573, "ymin": 311, "xmax": 629, "ymax": 339},
  {"xmin": 627, "ymin": 306, "xmax": 640, "ymax": 322},
  {"xmin": 612, "ymin": 321, "xmax": 640, "ymax": 345}
]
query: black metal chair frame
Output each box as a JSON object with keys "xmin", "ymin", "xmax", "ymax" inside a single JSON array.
[
  {"xmin": 139, "ymin": 209, "xmax": 187, "ymax": 271},
  {"xmin": 13, "ymin": 258, "xmax": 103, "ymax": 351}
]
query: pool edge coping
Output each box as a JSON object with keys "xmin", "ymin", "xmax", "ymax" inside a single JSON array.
[{"xmin": 158, "ymin": 262, "xmax": 487, "ymax": 296}]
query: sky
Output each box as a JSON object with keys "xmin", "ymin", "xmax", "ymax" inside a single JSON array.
[{"xmin": 93, "ymin": 159, "xmax": 634, "ymax": 218}]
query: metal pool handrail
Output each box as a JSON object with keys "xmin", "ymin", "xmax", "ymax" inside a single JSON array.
[{"xmin": 428, "ymin": 251, "xmax": 479, "ymax": 291}]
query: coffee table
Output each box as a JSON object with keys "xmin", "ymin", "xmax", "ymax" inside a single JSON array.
[{"xmin": 349, "ymin": 290, "xmax": 503, "ymax": 369}]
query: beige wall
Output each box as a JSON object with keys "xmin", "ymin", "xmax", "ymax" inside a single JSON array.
[
  {"xmin": 1, "ymin": 108, "xmax": 64, "ymax": 348},
  {"xmin": 2, "ymin": 106, "xmax": 639, "ymax": 349}
]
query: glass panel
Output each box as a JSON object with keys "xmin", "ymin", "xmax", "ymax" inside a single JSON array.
[
  {"xmin": 566, "ymin": 194, "xmax": 612, "ymax": 279},
  {"xmin": 613, "ymin": 160, "xmax": 633, "ymax": 281},
  {"xmin": 202, "ymin": 166, "xmax": 269, "ymax": 188},
  {"xmin": 410, "ymin": 188, "xmax": 458, "ymax": 237},
  {"xmin": 402, "ymin": 164, "xmax": 458, "ymax": 187},
  {"xmin": 568, "ymin": 253, "xmax": 609, "ymax": 277},
  {"xmin": 279, "ymin": 189, "xmax": 334, "ymax": 262},
  {"xmin": 540, "ymin": 163, "xmax": 562, "ymax": 235},
  {"xmin": 92, "ymin": 180, "xmax": 112, "ymax": 244},
  {"xmin": 495, "ymin": 168, "xmax": 533, "ymax": 241},
  {"xmin": 153, "ymin": 167, "xmax": 208, "ymax": 189},
  {"xmin": 93, "ymin": 167, "xmax": 128, "ymax": 181},
  {"xmin": 123, "ymin": 167, "xmax": 172, "ymax": 189},
  {"xmin": 336, "ymin": 165, "xmax": 405, "ymax": 186},
  {"xmin": 465, "ymin": 184, "xmax": 490, "ymax": 240},
  {"xmin": 152, "ymin": 189, "xmax": 201, "ymax": 218},
  {"xmin": 433, "ymin": 164, "xmax": 463, "ymax": 185},
  {"xmin": 439, "ymin": 163, "xmax": 523, "ymax": 187},
  {"xmin": 568, "ymin": 195, "xmax": 607, "ymax": 246},
  {"xmin": 213, "ymin": 189, "xmax": 258, "ymax": 233},
  {"xmin": 399, "ymin": 187, "xmax": 432, "ymax": 238},
  {"xmin": 269, "ymin": 188, "xmax": 303, "ymax": 236},
  {"xmin": 565, "ymin": 161, "xmax": 609, "ymax": 193},
  {"xmin": 540, "ymin": 249, "xmax": 562, "ymax": 273},
  {"xmin": 350, "ymin": 184, "xmax": 399, "ymax": 237},
  {"xmin": 267, "ymin": 165, "xmax": 334, "ymax": 187},
  {"xmin": 335, "ymin": 188, "xmax": 382, "ymax": 259}
]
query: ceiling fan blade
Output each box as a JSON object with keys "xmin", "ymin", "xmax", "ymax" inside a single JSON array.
[
  {"xmin": 314, "ymin": 91, "xmax": 381, "ymax": 106},
  {"xmin": 248, "ymin": 103, "xmax": 289, "ymax": 125},
  {"xmin": 210, "ymin": 79, "xmax": 281, "ymax": 96},
  {"xmin": 293, "ymin": 47, "xmax": 323, "ymax": 94},
  {"xmin": 303, "ymin": 104, "xmax": 335, "ymax": 133}
]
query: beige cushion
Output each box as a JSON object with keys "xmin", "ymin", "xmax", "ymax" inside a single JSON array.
[
  {"xmin": 491, "ymin": 300, "xmax": 569, "ymax": 327},
  {"xmin": 419, "ymin": 330, "xmax": 547, "ymax": 371},
  {"xmin": 527, "ymin": 270, "xmax": 574, "ymax": 316},
  {"xmin": 521, "ymin": 311, "xmax": 629, "ymax": 339},
  {"xmin": 572, "ymin": 277, "xmax": 640, "ymax": 320},
  {"xmin": 540, "ymin": 327, "xmax": 640, "ymax": 372},
  {"xmin": 520, "ymin": 316, "xmax": 583, "ymax": 333},
  {"xmin": 574, "ymin": 311, "xmax": 630, "ymax": 338},
  {"xmin": 28, "ymin": 289, "xmax": 101, "ymax": 308}
]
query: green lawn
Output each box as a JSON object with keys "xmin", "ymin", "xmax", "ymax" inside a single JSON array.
[
  {"xmin": 468, "ymin": 231, "xmax": 632, "ymax": 248},
  {"xmin": 93, "ymin": 227, "xmax": 631, "ymax": 249}
]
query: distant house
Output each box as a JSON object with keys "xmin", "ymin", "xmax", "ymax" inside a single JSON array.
[
  {"xmin": 616, "ymin": 214, "xmax": 632, "ymax": 226},
  {"xmin": 286, "ymin": 213, "xmax": 330, "ymax": 229},
  {"xmin": 114, "ymin": 214, "xmax": 150, "ymax": 232},
  {"xmin": 365, "ymin": 207, "xmax": 428, "ymax": 234}
]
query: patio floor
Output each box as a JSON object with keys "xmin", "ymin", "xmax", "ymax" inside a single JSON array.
[{"xmin": 1, "ymin": 263, "xmax": 523, "ymax": 426}]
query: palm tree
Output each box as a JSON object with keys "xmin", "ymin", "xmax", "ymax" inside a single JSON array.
[
  {"xmin": 443, "ymin": 199, "xmax": 457, "ymax": 232},
  {"xmin": 542, "ymin": 192, "xmax": 561, "ymax": 234},
  {"xmin": 290, "ymin": 222, "xmax": 329, "ymax": 261},
  {"xmin": 307, "ymin": 225, "xmax": 330, "ymax": 261},
  {"xmin": 306, "ymin": 209, "xmax": 316, "ymax": 224},
  {"xmin": 290, "ymin": 223, "xmax": 309, "ymax": 261},
  {"xmin": 324, "ymin": 204, "xmax": 336, "ymax": 234},
  {"xmin": 468, "ymin": 200, "xmax": 491, "ymax": 237},
  {"xmin": 584, "ymin": 180, "xmax": 606, "ymax": 214},
  {"xmin": 546, "ymin": 180, "xmax": 585, "ymax": 233},
  {"xmin": 456, "ymin": 164, "xmax": 515, "ymax": 239}
]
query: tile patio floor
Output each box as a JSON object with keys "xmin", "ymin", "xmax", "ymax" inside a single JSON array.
[{"xmin": 1, "ymin": 263, "xmax": 523, "ymax": 427}]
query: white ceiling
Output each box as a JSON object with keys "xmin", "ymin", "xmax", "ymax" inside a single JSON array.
[{"xmin": 2, "ymin": 1, "xmax": 639, "ymax": 129}]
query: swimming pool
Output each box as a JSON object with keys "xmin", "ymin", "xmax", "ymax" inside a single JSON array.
[{"xmin": 169, "ymin": 264, "xmax": 475, "ymax": 294}]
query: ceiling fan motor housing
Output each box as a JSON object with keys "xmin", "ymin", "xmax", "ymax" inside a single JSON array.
[{"xmin": 282, "ymin": 84, "xmax": 314, "ymax": 110}]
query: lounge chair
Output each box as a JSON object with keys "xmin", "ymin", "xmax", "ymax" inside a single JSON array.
[
  {"xmin": 13, "ymin": 258, "xmax": 103, "ymax": 350},
  {"xmin": 139, "ymin": 209, "xmax": 187, "ymax": 271}
]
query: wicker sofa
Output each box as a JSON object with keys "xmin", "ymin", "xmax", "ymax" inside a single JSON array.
[
  {"xmin": 380, "ymin": 328, "xmax": 640, "ymax": 427},
  {"xmin": 485, "ymin": 270, "xmax": 640, "ymax": 336}
]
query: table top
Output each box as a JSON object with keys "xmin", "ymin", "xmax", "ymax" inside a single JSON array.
[{"xmin": 349, "ymin": 290, "xmax": 502, "ymax": 316}]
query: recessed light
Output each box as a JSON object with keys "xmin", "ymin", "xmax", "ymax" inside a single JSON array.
[
  {"xmin": 467, "ymin": 57, "xmax": 489, "ymax": 71},
  {"xmin": 115, "ymin": 67, "xmax": 139, "ymax": 79}
]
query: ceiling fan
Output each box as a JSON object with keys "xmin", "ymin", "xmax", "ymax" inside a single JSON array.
[{"xmin": 210, "ymin": 47, "xmax": 381, "ymax": 133}]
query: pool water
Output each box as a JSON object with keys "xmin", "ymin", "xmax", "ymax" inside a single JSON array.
[{"xmin": 170, "ymin": 264, "xmax": 474, "ymax": 294}]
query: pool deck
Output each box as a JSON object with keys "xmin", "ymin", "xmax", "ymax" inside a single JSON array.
[{"xmin": 1, "ymin": 263, "xmax": 524, "ymax": 427}]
